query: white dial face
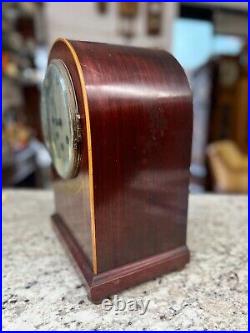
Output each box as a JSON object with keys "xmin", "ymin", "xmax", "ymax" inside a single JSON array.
[{"xmin": 41, "ymin": 59, "xmax": 81, "ymax": 179}]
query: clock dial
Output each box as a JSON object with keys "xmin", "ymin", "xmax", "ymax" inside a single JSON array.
[{"xmin": 41, "ymin": 59, "xmax": 81, "ymax": 179}]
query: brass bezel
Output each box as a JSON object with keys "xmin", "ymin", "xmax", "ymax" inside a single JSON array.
[{"xmin": 41, "ymin": 59, "xmax": 82, "ymax": 179}]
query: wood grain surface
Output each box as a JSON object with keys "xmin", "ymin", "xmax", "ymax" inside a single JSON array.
[{"xmin": 47, "ymin": 39, "xmax": 193, "ymax": 301}]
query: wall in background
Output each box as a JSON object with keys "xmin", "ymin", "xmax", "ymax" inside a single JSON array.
[{"xmin": 44, "ymin": 2, "xmax": 177, "ymax": 50}]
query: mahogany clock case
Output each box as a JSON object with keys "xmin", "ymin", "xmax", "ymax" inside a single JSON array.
[{"xmin": 44, "ymin": 39, "xmax": 193, "ymax": 303}]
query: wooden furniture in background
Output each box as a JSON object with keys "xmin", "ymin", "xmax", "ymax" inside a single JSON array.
[
  {"xmin": 191, "ymin": 47, "xmax": 248, "ymax": 191},
  {"xmin": 231, "ymin": 47, "xmax": 248, "ymax": 153},
  {"xmin": 209, "ymin": 54, "xmax": 248, "ymax": 153},
  {"xmin": 207, "ymin": 140, "xmax": 248, "ymax": 193}
]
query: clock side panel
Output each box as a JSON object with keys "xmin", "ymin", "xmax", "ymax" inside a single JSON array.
[
  {"xmin": 48, "ymin": 41, "xmax": 93, "ymax": 267},
  {"xmin": 70, "ymin": 41, "xmax": 193, "ymax": 273}
]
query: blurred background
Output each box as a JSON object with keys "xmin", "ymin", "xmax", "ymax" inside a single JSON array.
[{"xmin": 2, "ymin": 2, "xmax": 248, "ymax": 193}]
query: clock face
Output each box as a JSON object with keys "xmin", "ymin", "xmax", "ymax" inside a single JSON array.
[{"xmin": 41, "ymin": 59, "xmax": 81, "ymax": 179}]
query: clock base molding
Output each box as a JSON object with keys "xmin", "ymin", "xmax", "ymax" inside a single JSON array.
[{"xmin": 52, "ymin": 214, "xmax": 190, "ymax": 304}]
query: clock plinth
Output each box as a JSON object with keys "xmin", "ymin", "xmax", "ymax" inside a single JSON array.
[
  {"xmin": 41, "ymin": 39, "xmax": 193, "ymax": 303},
  {"xmin": 52, "ymin": 213, "xmax": 189, "ymax": 304}
]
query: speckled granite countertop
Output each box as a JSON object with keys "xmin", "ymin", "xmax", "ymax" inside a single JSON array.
[{"xmin": 2, "ymin": 190, "xmax": 248, "ymax": 331}]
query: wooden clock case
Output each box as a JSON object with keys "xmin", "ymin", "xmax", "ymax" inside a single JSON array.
[{"xmin": 48, "ymin": 38, "xmax": 193, "ymax": 303}]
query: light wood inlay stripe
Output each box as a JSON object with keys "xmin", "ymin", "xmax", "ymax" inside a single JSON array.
[{"xmin": 58, "ymin": 38, "xmax": 97, "ymax": 274}]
